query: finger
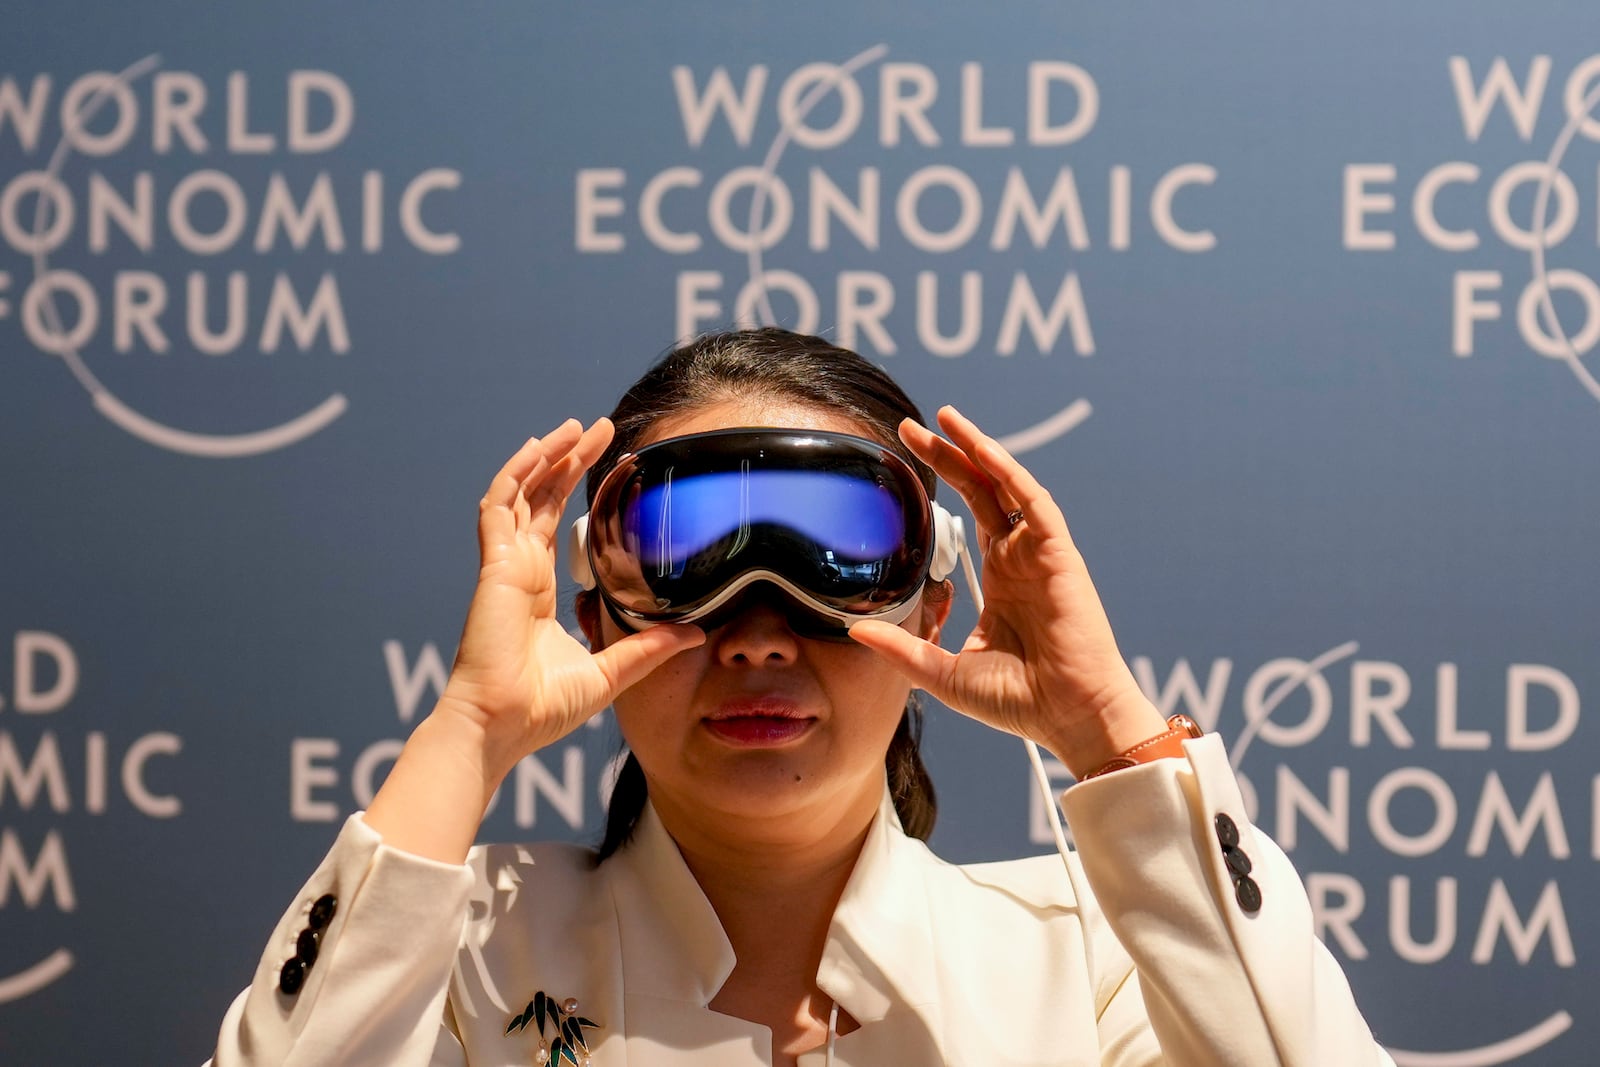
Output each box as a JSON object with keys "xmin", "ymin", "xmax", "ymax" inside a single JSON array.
[
  {"xmin": 483, "ymin": 420, "xmax": 583, "ymax": 511},
  {"xmin": 591, "ymin": 623, "xmax": 706, "ymax": 699},
  {"xmin": 935, "ymin": 406, "xmax": 1068, "ymax": 537},
  {"xmin": 848, "ymin": 620, "xmax": 959, "ymax": 704},
  {"xmin": 898, "ymin": 419, "xmax": 1012, "ymax": 537},
  {"xmin": 479, "ymin": 420, "xmax": 584, "ymax": 554},
  {"xmin": 526, "ymin": 419, "xmax": 615, "ymax": 538}
]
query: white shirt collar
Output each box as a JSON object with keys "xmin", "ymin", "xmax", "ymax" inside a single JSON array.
[{"xmin": 606, "ymin": 785, "xmax": 941, "ymax": 1024}]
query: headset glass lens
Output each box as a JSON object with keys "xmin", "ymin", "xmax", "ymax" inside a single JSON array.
[{"xmin": 589, "ymin": 430, "xmax": 932, "ymax": 625}]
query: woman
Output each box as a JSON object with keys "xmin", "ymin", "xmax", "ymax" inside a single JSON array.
[{"xmin": 211, "ymin": 328, "xmax": 1392, "ymax": 1066}]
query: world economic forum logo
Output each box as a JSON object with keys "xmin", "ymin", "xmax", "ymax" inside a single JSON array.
[
  {"xmin": 1343, "ymin": 54, "xmax": 1600, "ymax": 411},
  {"xmin": 2, "ymin": 632, "xmax": 183, "ymax": 1006},
  {"xmin": 1332, "ymin": 55, "xmax": 1597, "ymax": 1063},
  {"xmin": 0, "ymin": 55, "xmax": 462, "ymax": 457},
  {"xmin": 735, "ymin": 44, "xmax": 1109, "ymax": 455},
  {"xmin": 1120, "ymin": 637, "xmax": 1581, "ymax": 1067},
  {"xmin": 571, "ymin": 43, "xmax": 1224, "ymax": 455}
]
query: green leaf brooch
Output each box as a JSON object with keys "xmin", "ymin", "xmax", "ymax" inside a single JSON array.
[{"xmin": 506, "ymin": 990, "xmax": 602, "ymax": 1066}]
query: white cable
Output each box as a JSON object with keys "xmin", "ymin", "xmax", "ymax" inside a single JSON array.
[
  {"xmin": 825, "ymin": 998, "xmax": 839, "ymax": 1066},
  {"xmin": 953, "ymin": 525, "xmax": 1099, "ymax": 982}
]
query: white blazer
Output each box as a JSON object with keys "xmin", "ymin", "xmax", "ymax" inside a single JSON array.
[{"xmin": 210, "ymin": 736, "xmax": 1395, "ymax": 1066}]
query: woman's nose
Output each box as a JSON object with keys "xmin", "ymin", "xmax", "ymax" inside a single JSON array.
[{"xmin": 712, "ymin": 590, "xmax": 802, "ymax": 666}]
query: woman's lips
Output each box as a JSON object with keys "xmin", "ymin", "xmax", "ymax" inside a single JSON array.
[{"xmin": 703, "ymin": 699, "xmax": 814, "ymax": 746}]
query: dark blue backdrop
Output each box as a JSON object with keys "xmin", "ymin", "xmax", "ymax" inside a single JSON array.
[{"xmin": 3, "ymin": 3, "xmax": 1597, "ymax": 1063}]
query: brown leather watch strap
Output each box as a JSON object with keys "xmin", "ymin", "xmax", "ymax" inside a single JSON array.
[{"xmin": 1081, "ymin": 714, "xmax": 1204, "ymax": 779}]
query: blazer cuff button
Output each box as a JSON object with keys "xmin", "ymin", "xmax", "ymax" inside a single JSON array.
[
  {"xmin": 308, "ymin": 893, "xmax": 338, "ymax": 930},
  {"xmin": 278, "ymin": 957, "xmax": 307, "ymax": 996},
  {"xmin": 1234, "ymin": 874, "xmax": 1262, "ymax": 914}
]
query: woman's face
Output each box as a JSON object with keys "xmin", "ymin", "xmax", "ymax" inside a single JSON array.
[{"xmin": 586, "ymin": 397, "xmax": 949, "ymax": 840}]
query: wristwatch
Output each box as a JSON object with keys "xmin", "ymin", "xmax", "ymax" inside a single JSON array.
[{"xmin": 1080, "ymin": 714, "xmax": 1204, "ymax": 779}]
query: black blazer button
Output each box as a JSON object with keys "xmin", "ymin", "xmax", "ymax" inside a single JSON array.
[
  {"xmin": 278, "ymin": 957, "xmax": 307, "ymax": 996},
  {"xmin": 308, "ymin": 893, "xmax": 338, "ymax": 930},
  {"xmin": 296, "ymin": 928, "xmax": 320, "ymax": 965},
  {"xmin": 1225, "ymin": 847, "xmax": 1253, "ymax": 879},
  {"xmin": 1235, "ymin": 874, "xmax": 1262, "ymax": 914},
  {"xmin": 1214, "ymin": 813, "xmax": 1240, "ymax": 849}
]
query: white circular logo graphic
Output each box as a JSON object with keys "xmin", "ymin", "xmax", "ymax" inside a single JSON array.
[
  {"xmin": 1529, "ymin": 75, "xmax": 1600, "ymax": 408},
  {"xmin": 19, "ymin": 55, "xmax": 346, "ymax": 458}
]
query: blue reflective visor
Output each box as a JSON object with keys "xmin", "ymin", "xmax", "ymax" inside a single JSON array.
[{"xmin": 584, "ymin": 429, "xmax": 935, "ymax": 631}]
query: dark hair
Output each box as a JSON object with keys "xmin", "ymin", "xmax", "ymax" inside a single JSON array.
[{"xmin": 583, "ymin": 327, "xmax": 942, "ymax": 861}]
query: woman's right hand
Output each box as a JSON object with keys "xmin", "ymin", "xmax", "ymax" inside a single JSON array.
[
  {"xmin": 364, "ymin": 419, "xmax": 704, "ymax": 862},
  {"xmin": 436, "ymin": 418, "xmax": 705, "ymax": 773}
]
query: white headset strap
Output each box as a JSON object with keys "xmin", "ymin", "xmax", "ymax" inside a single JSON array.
[
  {"xmin": 952, "ymin": 520, "xmax": 1095, "ymax": 980},
  {"xmin": 929, "ymin": 502, "xmax": 963, "ymax": 583},
  {"xmin": 568, "ymin": 514, "xmax": 595, "ymax": 589}
]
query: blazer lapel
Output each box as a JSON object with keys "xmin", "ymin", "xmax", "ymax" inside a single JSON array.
[
  {"xmin": 608, "ymin": 805, "xmax": 774, "ymax": 1066},
  {"xmin": 607, "ymin": 791, "xmax": 956, "ymax": 1066},
  {"xmin": 811, "ymin": 789, "xmax": 947, "ymax": 1064}
]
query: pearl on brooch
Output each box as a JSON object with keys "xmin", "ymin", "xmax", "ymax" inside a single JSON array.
[
  {"xmin": 561, "ymin": 996, "xmax": 580, "ymax": 1014},
  {"xmin": 534, "ymin": 1045, "xmax": 550, "ymax": 1065}
]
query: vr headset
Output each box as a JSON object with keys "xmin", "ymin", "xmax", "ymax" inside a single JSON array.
[{"xmin": 569, "ymin": 428, "xmax": 963, "ymax": 637}]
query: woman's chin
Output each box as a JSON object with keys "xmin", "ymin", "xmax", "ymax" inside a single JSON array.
[{"xmin": 639, "ymin": 728, "xmax": 890, "ymax": 838}]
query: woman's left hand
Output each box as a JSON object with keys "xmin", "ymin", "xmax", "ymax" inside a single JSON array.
[{"xmin": 848, "ymin": 405, "xmax": 1168, "ymax": 778}]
